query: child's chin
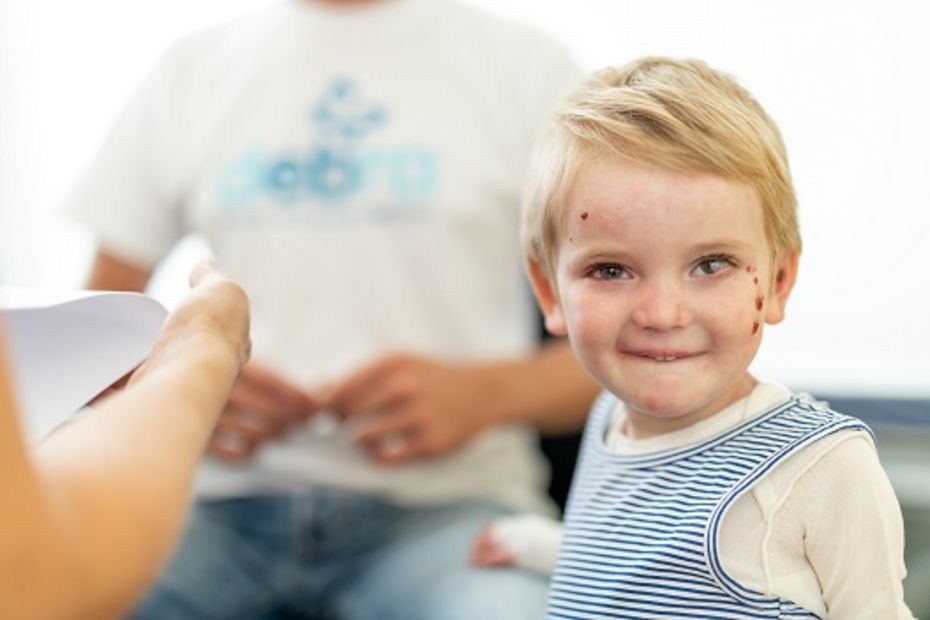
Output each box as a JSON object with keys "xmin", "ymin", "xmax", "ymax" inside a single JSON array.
[
  {"xmin": 626, "ymin": 393, "xmax": 700, "ymax": 420},
  {"xmin": 616, "ymin": 379, "xmax": 691, "ymax": 411}
]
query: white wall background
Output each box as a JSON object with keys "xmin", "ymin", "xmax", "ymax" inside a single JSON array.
[{"xmin": 1, "ymin": 0, "xmax": 928, "ymax": 397}]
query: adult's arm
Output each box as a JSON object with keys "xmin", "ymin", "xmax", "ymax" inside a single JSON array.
[
  {"xmin": 482, "ymin": 339, "xmax": 597, "ymax": 434},
  {"xmin": 0, "ymin": 263, "xmax": 250, "ymax": 619}
]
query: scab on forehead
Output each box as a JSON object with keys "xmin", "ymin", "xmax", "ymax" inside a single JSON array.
[{"xmin": 580, "ymin": 211, "xmax": 589, "ymax": 221}]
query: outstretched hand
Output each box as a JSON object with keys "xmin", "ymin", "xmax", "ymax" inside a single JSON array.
[{"xmin": 130, "ymin": 261, "xmax": 251, "ymax": 386}]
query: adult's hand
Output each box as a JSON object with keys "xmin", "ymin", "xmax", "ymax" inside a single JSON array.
[
  {"xmin": 324, "ymin": 353, "xmax": 499, "ymax": 465},
  {"xmin": 132, "ymin": 261, "xmax": 251, "ymax": 385},
  {"xmin": 88, "ymin": 261, "xmax": 250, "ymax": 406},
  {"xmin": 207, "ymin": 361, "xmax": 321, "ymax": 462}
]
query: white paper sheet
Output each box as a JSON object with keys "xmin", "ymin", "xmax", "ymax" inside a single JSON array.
[{"xmin": 0, "ymin": 288, "xmax": 167, "ymax": 440}]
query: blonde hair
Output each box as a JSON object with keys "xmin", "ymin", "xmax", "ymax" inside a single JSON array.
[{"xmin": 523, "ymin": 57, "xmax": 800, "ymax": 277}]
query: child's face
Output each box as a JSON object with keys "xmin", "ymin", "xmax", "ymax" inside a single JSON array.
[{"xmin": 530, "ymin": 156, "xmax": 798, "ymax": 436}]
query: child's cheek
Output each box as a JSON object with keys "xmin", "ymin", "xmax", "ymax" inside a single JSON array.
[
  {"xmin": 559, "ymin": 286, "xmax": 594, "ymax": 340},
  {"xmin": 567, "ymin": 292, "xmax": 614, "ymax": 351}
]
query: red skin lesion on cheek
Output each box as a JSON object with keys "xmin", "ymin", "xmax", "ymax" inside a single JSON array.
[
  {"xmin": 580, "ymin": 211, "xmax": 589, "ymax": 221},
  {"xmin": 748, "ymin": 267, "xmax": 763, "ymax": 332}
]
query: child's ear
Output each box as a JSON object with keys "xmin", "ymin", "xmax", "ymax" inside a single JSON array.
[
  {"xmin": 527, "ymin": 259, "xmax": 568, "ymax": 336},
  {"xmin": 764, "ymin": 249, "xmax": 800, "ymax": 326}
]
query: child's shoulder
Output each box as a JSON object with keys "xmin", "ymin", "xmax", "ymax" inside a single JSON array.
[
  {"xmin": 748, "ymin": 397, "xmax": 889, "ymax": 515},
  {"xmin": 761, "ymin": 421, "xmax": 879, "ymax": 493},
  {"xmin": 746, "ymin": 391, "xmax": 873, "ymax": 445}
]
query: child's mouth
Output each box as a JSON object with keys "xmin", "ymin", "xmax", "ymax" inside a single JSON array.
[{"xmin": 629, "ymin": 350, "xmax": 696, "ymax": 362}]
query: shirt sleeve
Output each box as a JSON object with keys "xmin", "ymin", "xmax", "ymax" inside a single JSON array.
[
  {"xmin": 797, "ymin": 432, "xmax": 915, "ymax": 619},
  {"xmin": 67, "ymin": 42, "xmax": 192, "ymax": 267}
]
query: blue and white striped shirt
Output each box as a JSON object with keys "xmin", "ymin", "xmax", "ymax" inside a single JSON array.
[{"xmin": 547, "ymin": 391, "xmax": 870, "ymax": 619}]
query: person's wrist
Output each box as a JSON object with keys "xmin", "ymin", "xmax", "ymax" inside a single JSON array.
[
  {"xmin": 142, "ymin": 327, "xmax": 243, "ymax": 385},
  {"xmin": 184, "ymin": 328, "xmax": 246, "ymax": 375}
]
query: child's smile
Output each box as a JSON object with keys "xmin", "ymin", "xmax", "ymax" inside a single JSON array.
[{"xmin": 530, "ymin": 156, "xmax": 798, "ymax": 438}]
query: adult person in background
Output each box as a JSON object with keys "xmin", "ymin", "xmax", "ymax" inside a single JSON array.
[
  {"xmin": 71, "ymin": 0, "xmax": 599, "ymax": 617},
  {"xmin": 0, "ymin": 263, "xmax": 250, "ymax": 619}
]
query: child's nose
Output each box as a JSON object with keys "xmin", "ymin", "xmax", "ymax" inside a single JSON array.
[{"xmin": 631, "ymin": 282, "xmax": 692, "ymax": 330}]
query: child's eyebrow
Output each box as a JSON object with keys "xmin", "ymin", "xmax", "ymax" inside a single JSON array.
[{"xmin": 688, "ymin": 239, "xmax": 755, "ymax": 254}]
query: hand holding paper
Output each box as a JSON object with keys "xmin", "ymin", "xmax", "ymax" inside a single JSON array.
[{"xmin": 0, "ymin": 263, "xmax": 252, "ymax": 619}]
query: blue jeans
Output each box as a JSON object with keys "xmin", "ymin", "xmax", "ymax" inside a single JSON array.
[{"xmin": 131, "ymin": 489, "xmax": 549, "ymax": 619}]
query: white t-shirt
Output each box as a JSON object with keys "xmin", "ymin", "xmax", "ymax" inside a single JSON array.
[
  {"xmin": 69, "ymin": 0, "xmax": 582, "ymax": 511},
  {"xmin": 605, "ymin": 382, "xmax": 913, "ymax": 618}
]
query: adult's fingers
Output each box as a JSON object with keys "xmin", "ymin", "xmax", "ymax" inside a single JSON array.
[
  {"xmin": 188, "ymin": 259, "xmax": 223, "ymax": 288},
  {"xmin": 326, "ymin": 354, "xmax": 416, "ymax": 419},
  {"xmin": 352, "ymin": 408, "xmax": 417, "ymax": 452},
  {"xmin": 208, "ymin": 361, "xmax": 323, "ymax": 462},
  {"xmin": 207, "ymin": 412, "xmax": 281, "ymax": 461},
  {"xmin": 371, "ymin": 434, "xmax": 425, "ymax": 465},
  {"xmin": 367, "ymin": 425, "xmax": 432, "ymax": 465},
  {"xmin": 226, "ymin": 379, "xmax": 297, "ymax": 429},
  {"xmin": 237, "ymin": 362, "xmax": 319, "ymax": 417},
  {"xmin": 221, "ymin": 408, "xmax": 286, "ymax": 437},
  {"xmin": 208, "ymin": 427, "xmax": 256, "ymax": 462}
]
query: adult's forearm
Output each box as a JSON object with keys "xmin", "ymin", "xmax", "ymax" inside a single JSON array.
[
  {"xmin": 3, "ymin": 333, "xmax": 238, "ymax": 619},
  {"xmin": 35, "ymin": 336, "xmax": 239, "ymax": 616},
  {"xmin": 0, "ymin": 325, "xmax": 72, "ymax": 617},
  {"xmin": 482, "ymin": 339, "xmax": 598, "ymax": 434}
]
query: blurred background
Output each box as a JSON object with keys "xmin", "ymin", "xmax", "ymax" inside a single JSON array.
[{"xmin": 1, "ymin": 0, "xmax": 927, "ymax": 613}]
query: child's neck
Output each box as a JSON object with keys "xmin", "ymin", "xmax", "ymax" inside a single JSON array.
[{"xmin": 620, "ymin": 375, "xmax": 758, "ymax": 440}]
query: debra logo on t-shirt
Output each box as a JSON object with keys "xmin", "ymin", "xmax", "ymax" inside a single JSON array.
[{"xmin": 216, "ymin": 79, "xmax": 439, "ymax": 218}]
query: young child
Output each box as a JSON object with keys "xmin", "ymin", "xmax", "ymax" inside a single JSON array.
[{"xmin": 474, "ymin": 57, "xmax": 913, "ymax": 618}]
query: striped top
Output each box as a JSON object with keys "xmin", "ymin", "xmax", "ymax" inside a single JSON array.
[{"xmin": 547, "ymin": 391, "xmax": 871, "ymax": 619}]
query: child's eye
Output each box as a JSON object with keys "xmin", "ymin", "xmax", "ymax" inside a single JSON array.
[
  {"xmin": 694, "ymin": 255, "xmax": 735, "ymax": 276},
  {"xmin": 588, "ymin": 263, "xmax": 630, "ymax": 280}
]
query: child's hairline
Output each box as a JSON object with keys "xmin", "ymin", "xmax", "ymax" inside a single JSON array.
[{"xmin": 524, "ymin": 140, "xmax": 797, "ymax": 286}]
